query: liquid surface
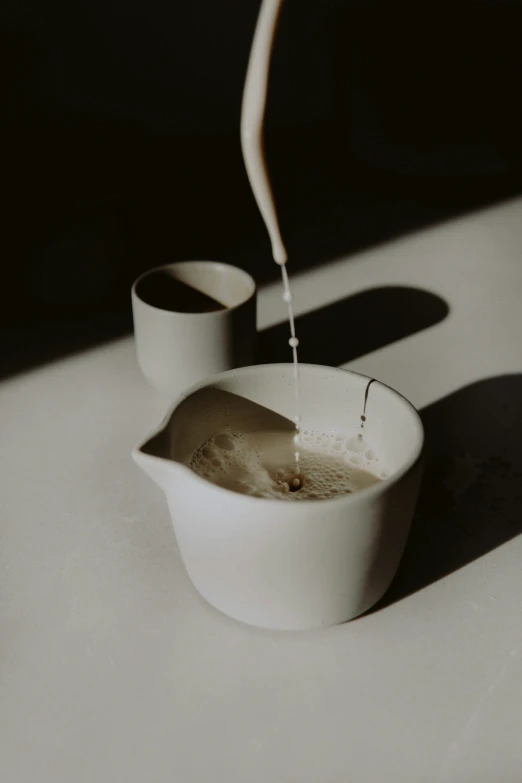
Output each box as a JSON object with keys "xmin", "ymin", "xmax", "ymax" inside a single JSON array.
[{"xmin": 188, "ymin": 430, "xmax": 387, "ymax": 501}]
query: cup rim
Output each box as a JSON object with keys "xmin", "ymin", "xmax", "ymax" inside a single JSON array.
[
  {"xmin": 134, "ymin": 363, "xmax": 425, "ymax": 508},
  {"xmin": 131, "ymin": 260, "xmax": 256, "ymax": 316}
]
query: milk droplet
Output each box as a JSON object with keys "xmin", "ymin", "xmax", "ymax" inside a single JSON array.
[
  {"xmin": 282, "ymin": 290, "xmax": 292, "ymax": 303},
  {"xmin": 288, "ymin": 337, "xmax": 299, "ymax": 348}
]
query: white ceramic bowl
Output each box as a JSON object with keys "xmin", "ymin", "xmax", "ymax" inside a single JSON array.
[{"xmin": 133, "ymin": 364, "xmax": 424, "ymax": 630}]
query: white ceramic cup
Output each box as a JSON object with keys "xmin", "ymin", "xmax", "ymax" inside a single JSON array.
[
  {"xmin": 133, "ymin": 364, "xmax": 424, "ymax": 631},
  {"xmin": 131, "ymin": 261, "xmax": 256, "ymax": 397}
]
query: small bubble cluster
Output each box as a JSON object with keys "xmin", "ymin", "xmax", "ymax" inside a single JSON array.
[
  {"xmin": 188, "ymin": 431, "xmax": 274, "ymax": 498},
  {"xmin": 188, "ymin": 429, "xmax": 389, "ymax": 502}
]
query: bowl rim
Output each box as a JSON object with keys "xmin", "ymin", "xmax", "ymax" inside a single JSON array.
[{"xmin": 131, "ymin": 260, "xmax": 256, "ymax": 316}]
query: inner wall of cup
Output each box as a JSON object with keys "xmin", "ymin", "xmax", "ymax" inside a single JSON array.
[
  {"xmin": 136, "ymin": 262, "xmax": 254, "ymax": 311},
  {"xmin": 167, "ymin": 365, "xmax": 422, "ymax": 475}
]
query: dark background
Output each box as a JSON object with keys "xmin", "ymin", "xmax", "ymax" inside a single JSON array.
[{"xmin": 2, "ymin": 0, "xmax": 521, "ymax": 375}]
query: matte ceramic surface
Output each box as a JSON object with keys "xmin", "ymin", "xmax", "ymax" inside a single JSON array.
[
  {"xmin": 132, "ymin": 261, "xmax": 256, "ymax": 396},
  {"xmin": 3, "ymin": 199, "xmax": 522, "ymax": 782},
  {"xmin": 133, "ymin": 364, "xmax": 424, "ymax": 630}
]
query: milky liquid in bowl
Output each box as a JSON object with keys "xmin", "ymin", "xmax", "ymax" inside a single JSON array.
[{"xmin": 188, "ymin": 429, "xmax": 389, "ymax": 501}]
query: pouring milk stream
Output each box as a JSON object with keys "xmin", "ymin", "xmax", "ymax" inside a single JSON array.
[{"xmin": 240, "ymin": 0, "xmax": 302, "ymax": 477}]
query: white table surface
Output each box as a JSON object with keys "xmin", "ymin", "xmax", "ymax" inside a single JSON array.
[{"xmin": 2, "ymin": 198, "xmax": 522, "ymax": 783}]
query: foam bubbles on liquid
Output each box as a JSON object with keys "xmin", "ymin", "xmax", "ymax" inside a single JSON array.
[{"xmin": 188, "ymin": 429, "xmax": 387, "ymax": 501}]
